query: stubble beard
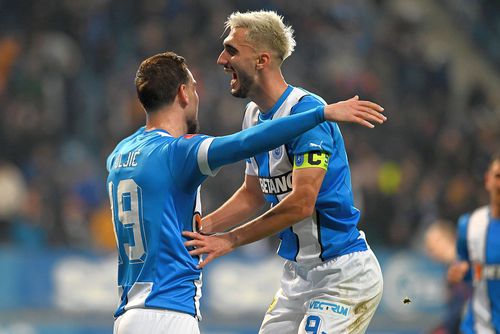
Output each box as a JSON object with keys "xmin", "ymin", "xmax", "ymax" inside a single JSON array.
[
  {"xmin": 187, "ymin": 119, "xmax": 199, "ymax": 134},
  {"xmin": 231, "ymin": 70, "xmax": 253, "ymax": 99}
]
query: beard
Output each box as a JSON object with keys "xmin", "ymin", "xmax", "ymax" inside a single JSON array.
[
  {"xmin": 231, "ymin": 70, "xmax": 253, "ymax": 98},
  {"xmin": 187, "ymin": 118, "xmax": 199, "ymax": 134}
]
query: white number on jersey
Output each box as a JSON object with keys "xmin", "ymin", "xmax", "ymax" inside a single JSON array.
[{"xmin": 108, "ymin": 179, "xmax": 147, "ymax": 263}]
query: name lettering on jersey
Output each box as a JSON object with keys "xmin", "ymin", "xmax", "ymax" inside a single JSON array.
[
  {"xmin": 309, "ymin": 300, "xmax": 350, "ymax": 317},
  {"xmin": 114, "ymin": 150, "xmax": 141, "ymax": 169},
  {"xmin": 259, "ymin": 171, "xmax": 293, "ymax": 195},
  {"xmin": 473, "ymin": 263, "xmax": 500, "ymax": 281},
  {"xmin": 294, "ymin": 152, "xmax": 330, "ymax": 171}
]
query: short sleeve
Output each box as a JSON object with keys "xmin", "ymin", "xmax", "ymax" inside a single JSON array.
[{"xmin": 288, "ymin": 96, "xmax": 334, "ymax": 155}]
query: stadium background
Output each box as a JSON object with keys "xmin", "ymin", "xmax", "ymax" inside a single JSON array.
[{"xmin": 0, "ymin": 0, "xmax": 499, "ymax": 333}]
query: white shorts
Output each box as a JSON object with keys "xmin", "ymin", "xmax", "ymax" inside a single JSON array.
[
  {"xmin": 259, "ymin": 249, "xmax": 383, "ymax": 334},
  {"xmin": 113, "ymin": 308, "xmax": 200, "ymax": 334}
]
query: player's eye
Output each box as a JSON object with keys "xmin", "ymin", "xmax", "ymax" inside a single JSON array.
[{"xmin": 225, "ymin": 45, "xmax": 237, "ymax": 56}]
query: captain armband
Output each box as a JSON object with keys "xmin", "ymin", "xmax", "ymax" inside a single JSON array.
[{"xmin": 293, "ymin": 151, "xmax": 330, "ymax": 171}]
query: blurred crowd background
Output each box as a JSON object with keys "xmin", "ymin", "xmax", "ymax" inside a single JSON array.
[{"xmin": 0, "ymin": 0, "xmax": 499, "ymax": 333}]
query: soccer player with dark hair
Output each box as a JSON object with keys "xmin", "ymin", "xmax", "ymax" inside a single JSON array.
[
  {"xmin": 108, "ymin": 51, "xmax": 385, "ymax": 334},
  {"xmin": 184, "ymin": 10, "xmax": 384, "ymax": 334},
  {"xmin": 448, "ymin": 152, "xmax": 500, "ymax": 333}
]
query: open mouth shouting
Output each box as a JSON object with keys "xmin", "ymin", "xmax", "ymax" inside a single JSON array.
[
  {"xmin": 224, "ymin": 66, "xmax": 238, "ymax": 90},
  {"xmin": 223, "ymin": 65, "xmax": 251, "ymax": 98}
]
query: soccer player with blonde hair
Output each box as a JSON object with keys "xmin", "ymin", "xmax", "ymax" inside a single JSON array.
[
  {"xmin": 108, "ymin": 51, "xmax": 385, "ymax": 334},
  {"xmin": 184, "ymin": 10, "xmax": 384, "ymax": 334}
]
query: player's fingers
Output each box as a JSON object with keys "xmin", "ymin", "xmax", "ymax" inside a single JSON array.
[
  {"xmin": 353, "ymin": 116, "xmax": 375, "ymax": 129},
  {"xmin": 356, "ymin": 106, "xmax": 387, "ymax": 123},
  {"xmin": 188, "ymin": 247, "xmax": 207, "ymax": 256},
  {"xmin": 184, "ymin": 239, "xmax": 203, "ymax": 248},
  {"xmin": 348, "ymin": 95, "xmax": 359, "ymax": 101},
  {"xmin": 357, "ymin": 100, "xmax": 384, "ymax": 112},
  {"xmin": 182, "ymin": 231, "xmax": 204, "ymax": 240}
]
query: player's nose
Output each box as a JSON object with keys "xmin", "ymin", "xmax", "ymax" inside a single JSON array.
[{"xmin": 217, "ymin": 50, "xmax": 227, "ymax": 65}]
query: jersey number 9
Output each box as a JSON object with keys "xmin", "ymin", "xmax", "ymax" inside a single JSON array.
[{"xmin": 108, "ymin": 179, "xmax": 147, "ymax": 263}]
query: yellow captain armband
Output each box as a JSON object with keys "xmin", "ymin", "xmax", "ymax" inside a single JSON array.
[{"xmin": 293, "ymin": 151, "xmax": 330, "ymax": 170}]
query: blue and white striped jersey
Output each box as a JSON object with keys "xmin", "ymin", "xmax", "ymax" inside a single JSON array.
[
  {"xmin": 106, "ymin": 128, "xmax": 212, "ymax": 319},
  {"xmin": 457, "ymin": 205, "xmax": 500, "ymax": 334},
  {"xmin": 243, "ymin": 85, "xmax": 367, "ymax": 264}
]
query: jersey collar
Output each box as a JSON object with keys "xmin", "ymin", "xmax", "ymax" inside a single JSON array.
[
  {"xmin": 143, "ymin": 127, "xmax": 172, "ymax": 137},
  {"xmin": 259, "ymin": 85, "xmax": 293, "ymax": 121}
]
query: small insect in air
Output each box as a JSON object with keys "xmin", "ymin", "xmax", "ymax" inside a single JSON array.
[{"xmin": 402, "ymin": 296, "xmax": 412, "ymax": 304}]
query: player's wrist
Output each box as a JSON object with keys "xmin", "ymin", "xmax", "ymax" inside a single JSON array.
[{"xmin": 226, "ymin": 230, "xmax": 240, "ymax": 249}]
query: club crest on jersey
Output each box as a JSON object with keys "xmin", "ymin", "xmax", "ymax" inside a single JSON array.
[
  {"xmin": 259, "ymin": 171, "xmax": 293, "ymax": 195},
  {"xmin": 272, "ymin": 146, "xmax": 283, "ymax": 160},
  {"xmin": 295, "ymin": 154, "xmax": 304, "ymax": 167}
]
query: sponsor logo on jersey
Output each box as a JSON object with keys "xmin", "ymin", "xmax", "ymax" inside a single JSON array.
[
  {"xmin": 474, "ymin": 263, "xmax": 500, "ymax": 281},
  {"xmin": 259, "ymin": 171, "xmax": 293, "ymax": 195},
  {"xmin": 272, "ymin": 146, "xmax": 283, "ymax": 160},
  {"xmin": 183, "ymin": 134, "xmax": 199, "ymax": 139},
  {"xmin": 308, "ymin": 300, "xmax": 350, "ymax": 317}
]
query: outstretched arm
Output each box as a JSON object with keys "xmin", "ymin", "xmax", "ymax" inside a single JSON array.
[{"xmin": 206, "ymin": 96, "xmax": 385, "ymax": 172}]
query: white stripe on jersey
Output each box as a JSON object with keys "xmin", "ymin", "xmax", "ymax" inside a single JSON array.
[
  {"xmin": 194, "ymin": 274, "xmax": 203, "ymax": 320},
  {"xmin": 197, "ymin": 138, "xmax": 220, "ymax": 177},
  {"xmin": 123, "ymin": 282, "xmax": 153, "ymax": 311},
  {"xmin": 243, "ymin": 87, "xmax": 326, "ymax": 263},
  {"xmin": 292, "ymin": 210, "xmax": 322, "ymax": 262},
  {"xmin": 193, "ymin": 187, "xmax": 203, "ymax": 319},
  {"xmin": 467, "ymin": 205, "xmax": 495, "ymax": 334}
]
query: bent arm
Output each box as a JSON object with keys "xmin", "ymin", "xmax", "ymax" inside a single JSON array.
[
  {"xmin": 228, "ymin": 167, "xmax": 325, "ymax": 247},
  {"xmin": 201, "ymin": 175, "xmax": 265, "ymax": 234},
  {"xmin": 184, "ymin": 167, "xmax": 325, "ymax": 267}
]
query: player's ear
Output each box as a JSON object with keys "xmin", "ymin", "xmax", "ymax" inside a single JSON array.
[
  {"xmin": 256, "ymin": 52, "xmax": 271, "ymax": 70},
  {"xmin": 178, "ymin": 84, "xmax": 189, "ymax": 107}
]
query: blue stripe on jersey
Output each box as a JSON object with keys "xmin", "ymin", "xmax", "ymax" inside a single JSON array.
[
  {"xmin": 461, "ymin": 302, "xmax": 475, "ymax": 334},
  {"xmin": 457, "ymin": 214, "xmax": 471, "ymax": 262},
  {"xmin": 278, "ymin": 228, "xmax": 300, "ymax": 262},
  {"xmin": 486, "ymin": 218, "xmax": 500, "ymax": 331},
  {"xmin": 253, "ymin": 151, "xmax": 278, "ymax": 204}
]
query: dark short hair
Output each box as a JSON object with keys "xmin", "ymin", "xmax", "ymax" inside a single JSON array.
[{"xmin": 135, "ymin": 52, "xmax": 189, "ymax": 112}]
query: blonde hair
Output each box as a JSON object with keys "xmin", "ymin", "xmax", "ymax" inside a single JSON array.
[{"xmin": 225, "ymin": 10, "xmax": 296, "ymax": 62}]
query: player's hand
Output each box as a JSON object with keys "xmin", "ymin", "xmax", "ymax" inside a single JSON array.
[
  {"xmin": 447, "ymin": 261, "xmax": 469, "ymax": 284},
  {"xmin": 324, "ymin": 95, "xmax": 386, "ymax": 128},
  {"xmin": 183, "ymin": 231, "xmax": 236, "ymax": 268}
]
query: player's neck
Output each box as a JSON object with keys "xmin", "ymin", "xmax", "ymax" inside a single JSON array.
[
  {"xmin": 251, "ymin": 71, "xmax": 288, "ymax": 112},
  {"xmin": 145, "ymin": 106, "xmax": 187, "ymax": 137},
  {"xmin": 491, "ymin": 202, "xmax": 500, "ymax": 218}
]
